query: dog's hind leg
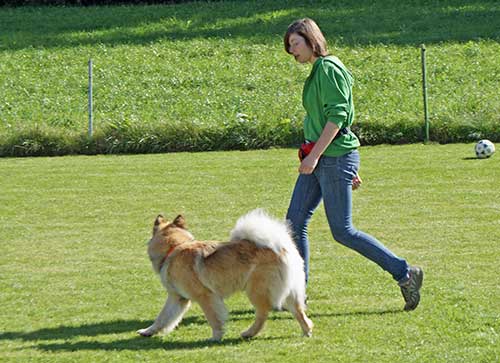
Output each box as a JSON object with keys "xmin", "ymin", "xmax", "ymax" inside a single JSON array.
[
  {"xmin": 283, "ymin": 295, "xmax": 313, "ymax": 337},
  {"xmin": 137, "ymin": 293, "xmax": 191, "ymax": 337},
  {"xmin": 196, "ymin": 293, "xmax": 228, "ymax": 341},
  {"xmin": 241, "ymin": 284, "xmax": 272, "ymax": 339}
]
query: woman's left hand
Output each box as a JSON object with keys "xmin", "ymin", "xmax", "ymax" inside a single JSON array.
[
  {"xmin": 352, "ymin": 173, "xmax": 362, "ymax": 190},
  {"xmin": 299, "ymin": 155, "xmax": 318, "ymax": 174}
]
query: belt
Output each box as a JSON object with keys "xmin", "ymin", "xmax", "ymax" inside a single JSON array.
[{"xmin": 333, "ymin": 126, "xmax": 351, "ymax": 141}]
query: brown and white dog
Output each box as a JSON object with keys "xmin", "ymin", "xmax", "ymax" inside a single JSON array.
[{"xmin": 137, "ymin": 209, "xmax": 313, "ymax": 341}]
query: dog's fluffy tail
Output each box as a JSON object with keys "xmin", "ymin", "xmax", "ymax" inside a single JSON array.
[{"xmin": 230, "ymin": 209, "xmax": 306, "ymax": 309}]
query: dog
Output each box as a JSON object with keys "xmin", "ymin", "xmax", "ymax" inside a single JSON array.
[{"xmin": 137, "ymin": 209, "xmax": 313, "ymax": 341}]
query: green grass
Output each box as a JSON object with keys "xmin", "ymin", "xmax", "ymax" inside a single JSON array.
[
  {"xmin": 1, "ymin": 1, "xmax": 500, "ymax": 155},
  {"xmin": 1, "ymin": 144, "xmax": 499, "ymax": 362}
]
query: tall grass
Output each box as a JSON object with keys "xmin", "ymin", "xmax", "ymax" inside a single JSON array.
[{"xmin": 0, "ymin": 1, "xmax": 499, "ymax": 156}]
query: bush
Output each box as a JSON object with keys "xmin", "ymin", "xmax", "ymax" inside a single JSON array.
[
  {"xmin": 1, "ymin": 118, "xmax": 497, "ymax": 157},
  {"xmin": 0, "ymin": 118, "xmax": 302, "ymax": 157}
]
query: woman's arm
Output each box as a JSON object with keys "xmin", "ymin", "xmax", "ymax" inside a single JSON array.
[
  {"xmin": 299, "ymin": 121, "xmax": 362, "ymax": 190},
  {"xmin": 299, "ymin": 121, "xmax": 338, "ymax": 174}
]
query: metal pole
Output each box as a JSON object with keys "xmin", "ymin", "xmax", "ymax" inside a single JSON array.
[
  {"xmin": 88, "ymin": 59, "xmax": 93, "ymax": 138},
  {"xmin": 421, "ymin": 44, "xmax": 429, "ymax": 143}
]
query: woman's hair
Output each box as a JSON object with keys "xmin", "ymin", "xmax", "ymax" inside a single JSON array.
[{"xmin": 284, "ymin": 18, "xmax": 328, "ymax": 57}]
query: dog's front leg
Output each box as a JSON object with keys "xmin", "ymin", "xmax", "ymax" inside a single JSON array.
[
  {"xmin": 137, "ymin": 294, "xmax": 191, "ymax": 337},
  {"xmin": 196, "ymin": 294, "xmax": 228, "ymax": 342}
]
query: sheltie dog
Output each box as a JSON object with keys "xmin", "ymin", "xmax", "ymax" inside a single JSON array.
[{"xmin": 137, "ymin": 209, "xmax": 313, "ymax": 341}]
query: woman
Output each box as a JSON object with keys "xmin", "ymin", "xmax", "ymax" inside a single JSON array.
[{"xmin": 284, "ymin": 18, "xmax": 423, "ymax": 311}]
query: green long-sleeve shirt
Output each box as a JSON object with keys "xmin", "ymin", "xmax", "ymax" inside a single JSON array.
[{"xmin": 302, "ymin": 56, "xmax": 360, "ymax": 157}]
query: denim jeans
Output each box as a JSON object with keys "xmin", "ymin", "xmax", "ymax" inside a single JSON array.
[{"xmin": 286, "ymin": 150, "xmax": 409, "ymax": 285}]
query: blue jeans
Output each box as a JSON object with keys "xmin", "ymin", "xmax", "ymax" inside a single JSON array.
[{"xmin": 286, "ymin": 150, "xmax": 409, "ymax": 285}]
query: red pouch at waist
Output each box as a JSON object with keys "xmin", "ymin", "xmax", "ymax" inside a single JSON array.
[{"xmin": 298, "ymin": 141, "xmax": 315, "ymax": 161}]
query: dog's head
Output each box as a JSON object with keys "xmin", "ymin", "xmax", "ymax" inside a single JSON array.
[{"xmin": 147, "ymin": 214, "xmax": 194, "ymax": 273}]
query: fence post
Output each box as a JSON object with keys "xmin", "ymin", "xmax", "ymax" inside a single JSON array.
[
  {"xmin": 88, "ymin": 58, "xmax": 93, "ymax": 138},
  {"xmin": 421, "ymin": 44, "xmax": 429, "ymax": 143}
]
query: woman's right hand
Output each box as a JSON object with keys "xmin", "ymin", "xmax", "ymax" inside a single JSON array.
[{"xmin": 298, "ymin": 154, "xmax": 319, "ymax": 175}]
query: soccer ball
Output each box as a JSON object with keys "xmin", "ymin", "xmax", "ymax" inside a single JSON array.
[{"xmin": 474, "ymin": 139, "xmax": 495, "ymax": 159}]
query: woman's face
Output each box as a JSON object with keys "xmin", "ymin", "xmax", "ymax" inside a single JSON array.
[{"xmin": 288, "ymin": 33, "xmax": 315, "ymax": 64}]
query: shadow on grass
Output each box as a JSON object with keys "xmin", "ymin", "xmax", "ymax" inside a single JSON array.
[
  {"xmin": 0, "ymin": 309, "xmax": 290, "ymax": 351},
  {"xmin": 0, "ymin": 309, "xmax": 256, "ymax": 344},
  {"xmin": 0, "ymin": 315, "xmax": 205, "ymax": 342},
  {"xmin": 34, "ymin": 335, "xmax": 249, "ymax": 351},
  {"xmin": 0, "ymin": 307, "xmax": 402, "ymax": 351},
  {"xmin": 232, "ymin": 307, "xmax": 403, "ymax": 321},
  {"xmin": 309, "ymin": 308, "xmax": 402, "ymax": 319},
  {"xmin": 1, "ymin": 0, "xmax": 499, "ymax": 51},
  {"xmin": 462, "ymin": 157, "xmax": 491, "ymax": 160},
  {"xmin": 0, "ymin": 317, "xmax": 242, "ymax": 351},
  {"xmin": 0, "ymin": 319, "xmax": 154, "ymax": 342}
]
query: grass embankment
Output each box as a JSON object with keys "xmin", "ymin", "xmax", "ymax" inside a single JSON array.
[{"xmin": 0, "ymin": 1, "xmax": 499, "ymax": 156}]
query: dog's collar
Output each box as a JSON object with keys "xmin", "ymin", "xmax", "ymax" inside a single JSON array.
[
  {"xmin": 158, "ymin": 238, "xmax": 195, "ymax": 271},
  {"xmin": 159, "ymin": 246, "xmax": 177, "ymax": 271}
]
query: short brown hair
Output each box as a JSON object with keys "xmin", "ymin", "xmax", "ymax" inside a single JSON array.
[{"xmin": 284, "ymin": 18, "xmax": 328, "ymax": 57}]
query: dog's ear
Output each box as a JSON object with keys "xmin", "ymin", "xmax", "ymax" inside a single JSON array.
[
  {"xmin": 153, "ymin": 215, "xmax": 167, "ymax": 234},
  {"xmin": 155, "ymin": 214, "xmax": 166, "ymax": 225},
  {"xmin": 173, "ymin": 215, "xmax": 186, "ymax": 229}
]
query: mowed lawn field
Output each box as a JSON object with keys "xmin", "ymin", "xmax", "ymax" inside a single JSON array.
[
  {"xmin": 0, "ymin": 144, "xmax": 499, "ymax": 362},
  {"xmin": 1, "ymin": 0, "xmax": 500, "ymax": 156}
]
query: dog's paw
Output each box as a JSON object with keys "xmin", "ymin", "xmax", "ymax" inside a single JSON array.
[
  {"xmin": 137, "ymin": 328, "xmax": 155, "ymax": 337},
  {"xmin": 240, "ymin": 330, "xmax": 256, "ymax": 339},
  {"xmin": 209, "ymin": 330, "xmax": 224, "ymax": 342},
  {"xmin": 302, "ymin": 318, "xmax": 313, "ymax": 337}
]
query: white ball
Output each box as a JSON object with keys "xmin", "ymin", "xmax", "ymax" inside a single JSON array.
[{"xmin": 475, "ymin": 139, "xmax": 495, "ymax": 159}]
